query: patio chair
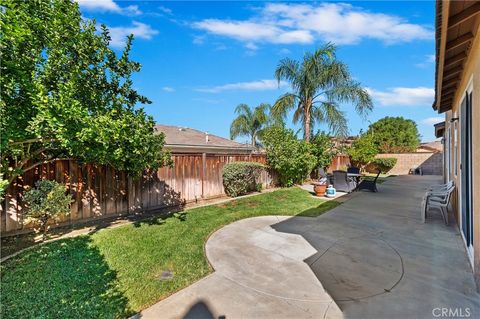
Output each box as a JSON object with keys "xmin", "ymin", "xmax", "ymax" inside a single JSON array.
[
  {"xmin": 347, "ymin": 166, "xmax": 360, "ymax": 174},
  {"xmin": 421, "ymin": 183, "xmax": 455, "ymax": 225},
  {"xmin": 332, "ymin": 170, "xmax": 356, "ymax": 193},
  {"xmin": 357, "ymin": 171, "xmax": 380, "ymax": 192},
  {"xmin": 428, "ymin": 180, "xmax": 454, "ymax": 191}
]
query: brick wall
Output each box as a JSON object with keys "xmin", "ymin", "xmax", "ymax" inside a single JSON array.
[{"xmin": 374, "ymin": 152, "xmax": 443, "ymax": 175}]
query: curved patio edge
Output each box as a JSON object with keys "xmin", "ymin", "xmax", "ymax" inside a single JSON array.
[{"xmin": 140, "ymin": 215, "xmax": 343, "ymax": 319}]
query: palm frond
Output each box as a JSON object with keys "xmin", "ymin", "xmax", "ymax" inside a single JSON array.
[
  {"xmin": 292, "ymin": 106, "xmax": 304, "ymax": 125},
  {"xmin": 230, "ymin": 115, "xmax": 250, "ymax": 140},
  {"xmin": 325, "ymin": 103, "xmax": 349, "ymax": 138},
  {"xmin": 324, "ymin": 81, "xmax": 373, "ymax": 118},
  {"xmin": 272, "ymin": 93, "xmax": 297, "ymax": 119},
  {"xmin": 315, "ymin": 101, "xmax": 349, "ymax": 138},
  {"xmin": 234, "ymin": 103, "xmax": 253, "ymax": 118},
  {"xmin": 252, "ymin": 103, "xmax": 269, "ymax": 130},
  {"xmin": 275, "ymin": 58, "xmax": 301, "ymax": 90}
]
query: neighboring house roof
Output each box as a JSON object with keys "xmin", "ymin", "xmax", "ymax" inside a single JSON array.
[
  {"xmin": 154, "ymin": 124, "xmax": 254, "ymax": 153},
  {"xmin": 418, "ymin": 141, "xmax": 443, "ymax": 153}
]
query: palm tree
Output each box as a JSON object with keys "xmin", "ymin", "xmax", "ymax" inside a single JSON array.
[
  {"xmin": 230, "ymin": 103, "xmax": 271, "ymax": 147},
  {"xmin": 273, "ymin": 43, "xmax": 373, "ymax": 142}
]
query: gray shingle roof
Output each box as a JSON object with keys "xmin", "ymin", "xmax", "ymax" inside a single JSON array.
[{"xmin": 154, "ymin": 125, "xmax": 252, "ymax": 150}]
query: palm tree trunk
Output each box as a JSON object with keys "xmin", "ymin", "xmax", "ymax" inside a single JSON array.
[
  {"xmin": 251, "ymin": 132, "xmax": 256, "ymax": 147},
  {"xmin": 304, "ymin": 103, "xmax": 311, "ymax": 143}
]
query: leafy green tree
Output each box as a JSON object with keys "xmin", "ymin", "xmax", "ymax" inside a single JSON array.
[
  {"xmin": 262, "ymin": 127, "xmax": 316, "ymax": 186},
  {"xmin": 311, "ymin": 131, "xmax": 337, "ymax": 170},
  {"xmin": 273, "ymin": 43, "xmax": 373, "ymax": 142},
  {"xmin": 347, "ymin": 133, "xmax": 378, "ymax": 169},
  {"xmin": 366, "ymin": 117, "xmax": 420, "ymax": 153},
  {"xmin": 0, "ymin": 0, "xmax": 170, "ymax": 191},
  {"xmin": 23, "ymin": 180, "xmax": 72, "ymax": 239},
  {"xmin": 230, "ymin": 103, "xmax": 282, "ymax": 147}
]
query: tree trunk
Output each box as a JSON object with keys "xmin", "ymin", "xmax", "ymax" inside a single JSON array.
[
  {"xmin": 304, "ymin": 103, "xmax": 311, "ymax": 143},
  {"xmin": 251, "ymin": 132, "xmax": 256, "ymax": 147}
]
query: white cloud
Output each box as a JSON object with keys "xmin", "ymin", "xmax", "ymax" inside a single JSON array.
[
  {"xmin": 77, "ymin": 0, "xmax": 120, "ymax": 12},
  {"xmin": 415, "ymin": 54, "xmax": 436, "ymax": 68},
  {"xmin": 193, "ymin": 19, "xmax": 313, "ymax": 44},
  {"xmin": 214, "ymin": 43, "xmax": 228, "ymax": 51},
  {"xmin": 162, "ymin": 86, "xmax": 175, "ymax": 92},
  {"xmin": 158, "ymin": 6, "xmax": 173, "ymax": 15},
  {"xmin": 123, "ymin": 5, "xmax": 142, "ymax": 16},
  {"xmin": 76, "ymin": 0, "xmax": 141, "ymax": 15},
  {"xmin": 422, "ymin": 117, "xmax": 444, "ymax": 126},
  {"xmin": 109, "ymin": 21, "xmax": 158, "ymax": 48},
  {"xmin": 193, "ymin": 3, "xmax": 432, "ymax": 46},
  {"xmin": 367, "ymin": 87, "xmax": 434, "ymax": 106},
  {"xmin": 193, "ymin": 35, "xmax": 205, "ymax": 45},
  {"xmin": 196, "ymin": 79, "xmax": 288, "ymax": 93},
  {"xmin": 245, "ymin": 42, "xmax": 259, "ymax": 51},
  {"xmin": 192, "ymin": 97, "xmax": 225, "ymax": 105}
]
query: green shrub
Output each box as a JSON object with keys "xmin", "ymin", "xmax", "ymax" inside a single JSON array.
[
  {"xmin": 372, "ymin": 158, "xmax": 397, "ymax": 173},
  {"xmin": 311, "ymin": 131, "xmax": 337, "ymax": 170},
  {"xmin": 23, "ymin": 180, "xmax": 72, "ymax": 239},
  {"xmin": 0, "ymin": 175, "xmax": 9, "ymax": 200},
  {"xmin": 347, "ymin": 133, "xmax": 378, "ymax": 169},
  {"xmin": 222, "ymin": 162, "xmax": 266, "ymax": 197},
  {"xmin": 261, "ymin": 127, "xmax": 316, "ymax": 187}
]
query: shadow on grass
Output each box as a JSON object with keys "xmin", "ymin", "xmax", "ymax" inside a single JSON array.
[
  {"xmin": 1, "ymin": 204, "xmax": 186, "ymax": 258},
  {"xmin": 296, "ymin": 201, "xmax": 341, "ymax": 217},
  {"xmin": 1, "ymin": 236, "xmax": 133, "ymax": 319}
]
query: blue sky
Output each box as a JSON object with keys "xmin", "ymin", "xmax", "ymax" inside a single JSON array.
[{"xmin": 78, "ymin": 0, "xmax": 442, "ymax": 142}]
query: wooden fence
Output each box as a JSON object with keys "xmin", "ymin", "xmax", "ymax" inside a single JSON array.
[
  {"xmin": 0, "ymin": 154, "xmax": 275, "ymax": 236},
  {"xmin": 327, "ymin": 155, "xmax": 351, "ymax": 172}
]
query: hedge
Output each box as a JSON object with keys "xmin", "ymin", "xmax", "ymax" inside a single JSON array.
[{"xmin": 222, "ymin": 162, "xmax": 266, "ymax": 197}]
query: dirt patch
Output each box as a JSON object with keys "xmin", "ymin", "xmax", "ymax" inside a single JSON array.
[{"xmin": 246, "ymin": 202, "xmax": 259, "ymax": 208}]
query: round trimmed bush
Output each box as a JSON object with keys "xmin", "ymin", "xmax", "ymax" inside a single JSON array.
[{"xmin": 222, "ymin": 162, "xmax": 266, "ymax": 197}]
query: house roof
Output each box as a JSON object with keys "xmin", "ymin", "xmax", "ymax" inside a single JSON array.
[
  {"xmin": 434, "ymin": 121, "xmax": 446, "ymax": 138},
  {"xmin": 418, "ymin": 141, "xmax": 443, "ymax": 153},
  {"xmin": 154, "ymin": 124, "xmax": 253, "ymax": 152},
  {"xmin": 433, "ymin": 1, "xmax": 480, "ymax": 113}
]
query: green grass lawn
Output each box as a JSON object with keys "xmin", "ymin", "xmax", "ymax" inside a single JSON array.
[{"xmin": 1, "ymin": 187, "xmax": 339, "ymax": 319}]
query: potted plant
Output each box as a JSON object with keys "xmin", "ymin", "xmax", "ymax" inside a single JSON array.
[
  {"xmin": 311, "ymin": 180, "xmax": 327, "ymax": 196},
  {"xmin": 310, "ymin": 132, "xmax": 336, "ymax": 197}
]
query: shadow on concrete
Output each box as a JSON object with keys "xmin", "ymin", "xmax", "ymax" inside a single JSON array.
[
  {"xmin": 181, "ymin": 300, "xmax": 226, "ymax": 319},
  {"xmin": 271, "ymin": 175, "xmax": 479, "ymax": 318}
]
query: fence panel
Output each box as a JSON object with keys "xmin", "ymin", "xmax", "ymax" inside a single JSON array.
[{"xmin": 1, "ymin": 153, "xmax": 275, "ymax": 235}]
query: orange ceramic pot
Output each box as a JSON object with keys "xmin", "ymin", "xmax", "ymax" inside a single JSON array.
[{"xmin": 312, "ymin": 183, "xmax": 327, "ymax": 196}]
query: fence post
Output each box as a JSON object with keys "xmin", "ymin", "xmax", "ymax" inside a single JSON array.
[{"xmin": 201, "ymin": 153, "xmax": 206, "ymax": 198}]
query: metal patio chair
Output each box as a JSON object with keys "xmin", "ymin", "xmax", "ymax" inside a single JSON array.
[
  {"xmin": 357, "ymin": 171, "xmax": 380, "ymax": 192},
  {"xmin": 421, "ymin": 183, "xmax": 455, "ymax": 225}
]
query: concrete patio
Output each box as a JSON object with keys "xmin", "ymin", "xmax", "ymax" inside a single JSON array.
[{"xmin": 139, "ymin": 175, "xmax": 479, "ymax": 319}]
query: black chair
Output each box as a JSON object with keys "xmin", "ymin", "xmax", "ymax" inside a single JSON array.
[
  {"xmin": 357, "ymin": 171, "xmax": 381, "ymax": 192},
  {"xmin": 347, "ymin": 166, "xmax": 360, "ymax": 174},
  {"xmin": 332, "ymin": 170, "xmax": 356, "ymax": 193}
]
